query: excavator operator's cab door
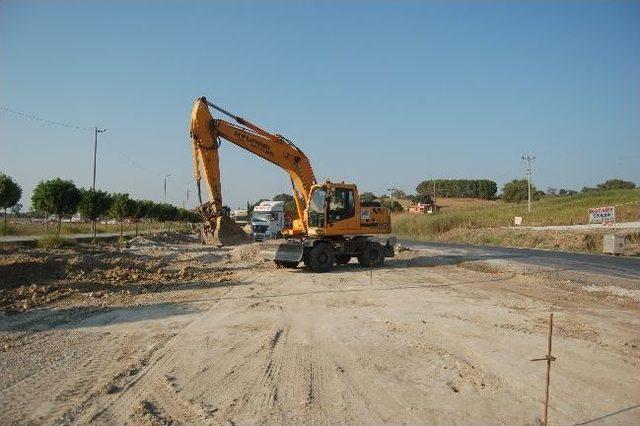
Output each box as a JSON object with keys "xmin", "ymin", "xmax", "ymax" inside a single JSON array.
[{"xmin": 325, "ymin": 186, "xmax": 359, "ymax": 234}]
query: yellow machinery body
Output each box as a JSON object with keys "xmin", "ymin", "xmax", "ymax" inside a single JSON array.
[{"xmin": 190, "ymin": 97, "xmax": 394, "ymax": 272}]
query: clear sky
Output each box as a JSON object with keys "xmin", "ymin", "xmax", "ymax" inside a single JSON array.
[{"xmin": 1, "ymin": 0, "xmax": 638, "ymax": 210}]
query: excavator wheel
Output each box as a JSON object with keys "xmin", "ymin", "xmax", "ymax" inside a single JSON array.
[
  {"xmin": 335, "ymin": 255, "xmax": 352, "ymax": 265},
  {"xmin": 357, "ymin": 242, "xmax": 385, "ymax": 267},
  {"xmin": 307, "ymin": 242, "xmax": 335, "ymax": 273}
]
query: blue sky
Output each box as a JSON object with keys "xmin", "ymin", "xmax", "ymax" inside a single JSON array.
[{"xmin": 1, "ymin": 0, "xmax": 638, "ymax": 209}]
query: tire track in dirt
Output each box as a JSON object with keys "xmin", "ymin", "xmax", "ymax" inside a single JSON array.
[
  {"xmin": 1, "ymin": 332, "xmax": 133, "ymax": 424},
  {"xmin": 74, "ymin": 282, "xmax": 248, "ymax": 424}
]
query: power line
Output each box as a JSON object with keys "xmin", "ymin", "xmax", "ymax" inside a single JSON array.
[
  {"xmin": 2, "ymin": 104, "xmax": 196, "ymax": 204},
  {"xmin": 0, "ymin": 105, "xmax": 91, "ymax": 131}
]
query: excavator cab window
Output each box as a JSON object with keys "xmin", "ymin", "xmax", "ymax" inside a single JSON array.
[
  {"xmin": 328, "ymin": 187, "xmax": 355, "ymax": 224},
  {"xmin": 308, "ymin": 187, "xmax": 326, "ymax": 228}
]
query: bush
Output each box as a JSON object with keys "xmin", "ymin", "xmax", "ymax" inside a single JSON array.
[
  {"xmin": 360, "ymin": 192, "xmax": 377, "ymax": 202},
  {"xmin": 37, "ymin": 235, "xmax": 68, "ymax": 249},
  {"xmin": 596, "ymin": 179, "xmax": 636, "ymax": 191},
  {"xmin": 380, "ymin": 199, "xmax": 404, "ymax": 212},
  {"xmin": 0, "ymin": 224, "xmax": 16, "ymax": 236},
  {"xmin": 502, "ymin": 179, "xmax": 541, "ymax": 203}
]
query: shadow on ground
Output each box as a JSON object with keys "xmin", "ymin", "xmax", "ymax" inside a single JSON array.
[{"xmin": 1, "ymin": 301, "xmax": 200, "ymax": 332}]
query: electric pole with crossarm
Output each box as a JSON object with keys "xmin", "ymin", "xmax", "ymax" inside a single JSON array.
[{"xmin": 522, "ymin": 155, "xmax": 536, "ymax": 213}]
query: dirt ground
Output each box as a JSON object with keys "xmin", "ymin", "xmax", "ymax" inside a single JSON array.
[{"xmin": 1, "ymin": 233, "xmax": 639, "ymax": 424}]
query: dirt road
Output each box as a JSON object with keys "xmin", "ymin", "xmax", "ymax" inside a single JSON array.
[{"xmin": 1, "ymin": 235, "xmax": 639, "ymax": 424}]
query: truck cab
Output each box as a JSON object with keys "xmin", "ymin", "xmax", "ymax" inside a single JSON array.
[{"xmin": 251, "ymin": 200, "xmax": 285, "ymax": 241}]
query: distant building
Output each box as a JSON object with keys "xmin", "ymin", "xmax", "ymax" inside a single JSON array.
[{"xmin": 408, "ymin": 202, "xmax": 438, "ymax": 214}]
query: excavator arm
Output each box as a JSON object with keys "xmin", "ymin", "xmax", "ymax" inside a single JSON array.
[{"xmin": 190, "ymin": 97, "xmax": 316, "ymax": 241}]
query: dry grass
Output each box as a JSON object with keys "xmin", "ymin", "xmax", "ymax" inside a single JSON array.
[
  {"xmin": 0, "ymin": 221, "xmax": 189, "ymax": 237},
  {"xmin": 435, "ymin": 197, "xmax": 499, "ymax": 211},
  {"xmin": 394, "ymin": 189, "xmax": 640, "ymax": 254}
]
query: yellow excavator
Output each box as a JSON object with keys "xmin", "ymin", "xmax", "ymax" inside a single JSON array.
[{"xmin": 190, "ymin": 97, "xmax": 395, "ymax": 272}]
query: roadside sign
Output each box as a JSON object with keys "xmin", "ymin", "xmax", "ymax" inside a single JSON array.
[
  {"xmin": 588, "ymin": 206, "xmax": 615, "ymax": 224},
  {"xmin": 514, "ymin": 216, "xmax": 522, "ymax": 226}
]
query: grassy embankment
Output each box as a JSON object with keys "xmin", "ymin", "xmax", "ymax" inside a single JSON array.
[
  {"xmin": 0, "ymin": 220, "xmax": 188, "ymax": 237},
  {"xmin": 393, "ymin": 189, "xmax": 640, "ymax": 254}
]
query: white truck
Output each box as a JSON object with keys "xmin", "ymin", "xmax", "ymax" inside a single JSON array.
[
  {"xmin": 231, "ymin": 209, "xmax": 249, "ymax": 226},
  {"xmin": 250, "ymin": 200, "xmax": 285, "ymax": 241}
]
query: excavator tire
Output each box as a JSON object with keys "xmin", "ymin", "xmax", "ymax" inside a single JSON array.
[
  {"xmin": 335, "ymin": 255, "xmax": 351, "ymax": 265},
  {"xmin": 357, "ymin": 242, "xmax": 385, "ymax": 267},
  {"xmin": 307, "ymin": 242, "xmax": 335, "ymax": 273}
]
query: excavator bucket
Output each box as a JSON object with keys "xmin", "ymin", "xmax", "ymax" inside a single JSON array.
[
  {"xmin": 260, "ymin": 240, "xmax": 304, "ymax": 263},
  {"xmin": 201, "ymin": 216, "xmax": 250, "ymax": 247}
]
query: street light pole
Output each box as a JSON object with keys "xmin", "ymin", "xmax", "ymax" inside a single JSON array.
[
  {"xmin": 92, "ymin": 127, "xmax": 107, "ymax": 190},
  {"xmin": 164, "ymin": 174, "xmax": 172, "ymax": 203},
  {"xmin": 183, "ymin": 189, "xmax": 190, "ymax": 209},
  {"xmin": 522, "ymin": 155, "xmax": 536, "ymax": 213}
]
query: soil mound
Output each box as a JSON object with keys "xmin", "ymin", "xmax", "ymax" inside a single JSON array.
[
  {"xmin": 128, "ymin": 232, "xmax": 198, "ymax": 247},
  {"xmin": 203, "ymin": 216, "xmax": 250, "ymax": 246}
]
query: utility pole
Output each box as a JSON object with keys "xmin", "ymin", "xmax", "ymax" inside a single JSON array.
[
  {"xmin": 92, "ymin": 127, "xmax": 107, "ymax": 190},
  {"xmin": 164, "ymin": 174, "xmax": 171, "ymax": 203},
  {"xmin": 522, "ymin": 155, "xmax": 536, "ymax": 213}
]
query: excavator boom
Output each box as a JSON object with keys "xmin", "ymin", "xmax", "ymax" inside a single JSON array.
[{"xmin": 190, "ymin": 97, "xmax": 316, "ymax": 243}]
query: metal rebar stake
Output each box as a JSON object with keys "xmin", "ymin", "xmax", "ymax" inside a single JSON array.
[{"xmin": 531, "ymin": 312, "xmax": 556, "ymax": 425}]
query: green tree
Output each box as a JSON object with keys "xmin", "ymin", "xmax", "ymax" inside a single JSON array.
[
  {"xmin": 0, "ymin": 173, "xmax": 22, "ymax": 227},
  {"xmin": 177, "ymin": 208, "xmax": 201, "ymax": 224},
  {"xmin": 380, "ymin": 199, "xmax": 404, "ymax": 212},
  {"xmin": 138, "ymin": 200, "xmax": 156, "ymax": 232},
  {"xmin": 78, "ymin": 189, "xmax": 112, "ymax": 240},
  {"xmin": 273, "ymin": 193, "xmax": 296, "ymax": 214},
  {"xmin": 416, "ymin": 179, "xmax": 497, "ymax": 199},
  {"xmin": 360, "ymin": 192, "xmax": 377, "ymax": 202},
  {"xmin": 407, "ymin": 193, "xmax": 433, "ymax": 204},
  {"xmin": 595, "ymin": 179, "xmax": 636, "ymax": 191},
  {"xmin": 150, "ymin": 202, "xmax": 178, "ymax": 227},
  {"xmin": 131, "ymin": 199, "xmax": 153, "ymax": 236},
  {"xmin": 390, "ymin": 189, "xmax": 407, "ymax": 199},
  {"xmin": 502, "ymin": 179, "xmax": 540, "ymax": 203},
  {"xmin": 31, "ymin": 178, "xmax": 81, "ymax": 237},
  {"xmin": 108, "ymin": 193, "xmax": 134, "ymax": 237}
]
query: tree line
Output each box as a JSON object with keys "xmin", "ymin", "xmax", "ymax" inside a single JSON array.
[
  {"xmin": 416, "ymin": 179, "xmax": 498, "ymax": 200},
  {"xmin": 502, "ymin": 178, "xmax": 637, "ymax": 203},
  {"xmin": 357, "ymin": 177, "xmax": 636, "ymax": 207},
  {"xmin": 0, "ymin": 173, "xmax": 200, "ymax": 239}
]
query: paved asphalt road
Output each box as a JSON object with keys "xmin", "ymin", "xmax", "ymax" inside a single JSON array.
[{"xmin": 402, "ymin": 240, "xmax": 640, "ymax": 282}]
